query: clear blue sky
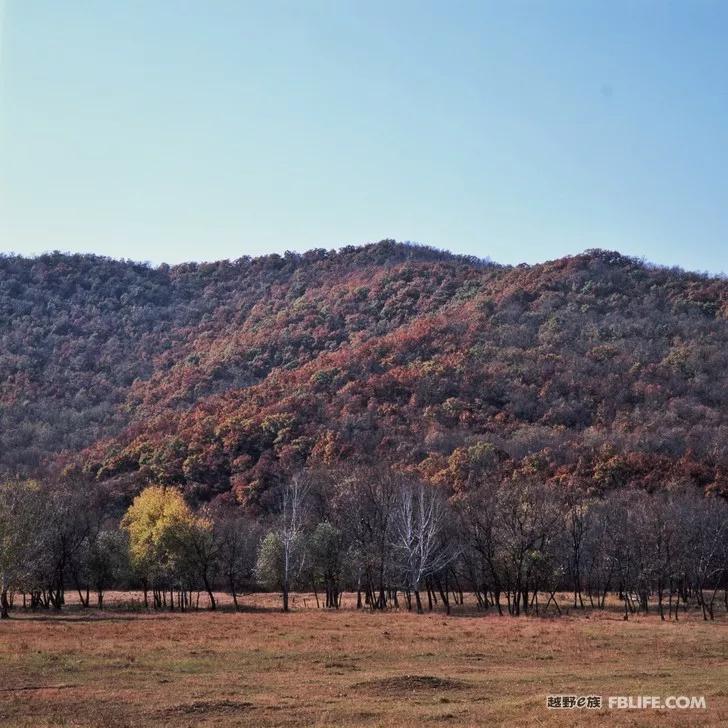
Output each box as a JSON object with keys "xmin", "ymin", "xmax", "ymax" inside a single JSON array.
[{"xmin": 1, "ymin": 1, "xmax": 726, "ymax": 272}]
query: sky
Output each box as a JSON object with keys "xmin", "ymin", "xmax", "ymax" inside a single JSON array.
[{"xmin": 0, "ymin": 1, "xmax": 727, "ymax": 273}]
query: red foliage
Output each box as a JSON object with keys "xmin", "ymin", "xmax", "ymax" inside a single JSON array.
[{"xmin": 2, "ymin": 242, "xmax": 728, "ymax": 505}]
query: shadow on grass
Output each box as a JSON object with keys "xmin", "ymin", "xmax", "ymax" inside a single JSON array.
[
  {"xmin": 6, "ymin": 612, "xmax": 144, "ymax": 623},
  {"xmin": 4, "ymin": 603, "xmax": 282, "ymax": 622}
]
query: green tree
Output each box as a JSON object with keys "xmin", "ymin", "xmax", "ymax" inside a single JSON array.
[
  {"xmin": 255, "ymin": 531, "xmax": 285, "ymax": 594},
  {"xmin": 307, "ymin": 522, "xmax": 344, "ymax": 608}
]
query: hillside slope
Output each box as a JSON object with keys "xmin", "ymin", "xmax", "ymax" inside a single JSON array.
[{"xmin": 2, "ymin": 241, "xmax": 728, "ymax": 503}]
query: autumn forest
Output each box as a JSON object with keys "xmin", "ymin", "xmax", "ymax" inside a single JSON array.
[
  {"xmin": 2, "ymin": 240, "xmax": 728, "ymax": 623},
  {"xmin": 2, "ymin": 240, "xmax": 728, "ymax": 503}
]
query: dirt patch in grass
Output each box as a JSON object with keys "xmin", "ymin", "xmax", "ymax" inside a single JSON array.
[
  {"xmin": 324, "ymin": 660, "xmax": 359, "ymax": 671},
  {"xmin": 157, "ymin": 699, "xmax": 254, "ymax": 717},
  {"xmin": 354, "ymin": 674, "xmax": 470, "ymax": 695}
]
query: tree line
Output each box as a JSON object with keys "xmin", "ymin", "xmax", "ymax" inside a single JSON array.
[{"xmin": 1, "ymin": 469, "xmax": 727, "ymax": 621}]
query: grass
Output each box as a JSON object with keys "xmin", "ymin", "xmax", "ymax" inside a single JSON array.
[{"xmin": 1, "ymin": 592, "xmax": 727, "ymax": 727}]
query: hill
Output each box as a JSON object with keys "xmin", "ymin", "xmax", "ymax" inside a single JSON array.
[{"xmin": 2, "ymin": 241, "xmax": 728, "ymax": 504}]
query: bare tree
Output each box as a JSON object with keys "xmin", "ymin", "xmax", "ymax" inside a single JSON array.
[
  {"xmin": 217, "ymin": 509, "xmax": 260, "ymax": 610},
  {"xmin": 684, "ymin": 495, "xmax": 728, "ymax": 620},
  {"xmin": 455, "ymin": 479, "xmax": 506, "ymax": 614},
  {"xmin": 333, "ymin": 466, "xmax": 399, "ymax": 610},
  {"xmin": 392, "ymin": 481, "xmax": 456, "ymax": 613},
  {"xmin": 563, "ymin": 485, "xmax": 591, "ymax": 609},
  {"xmin": 255, "ymin": 474, "xmax": 311, "ymax": 612},
  {"xmin": 581, "ymin": 500, "xmax": 615, "ymax": 609},
  {"xmin": 495, "ymin": 479, "xmax": 562, "ymax": 616}
]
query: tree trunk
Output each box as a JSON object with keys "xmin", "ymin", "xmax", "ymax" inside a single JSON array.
[
  {"xmin": 229, "ymin": 575, "xmax": 239, "ymax": 611},
  {"xmin": 436, "ymin": 580, "xmax": 451, "ymax": 615},
  {"xmin": 414, "ymin": 589, "xmax": 423, "ymax": 614},
  {"xmin": 202, "ymin": 574, "xmax": 216, "ymax": 611}
]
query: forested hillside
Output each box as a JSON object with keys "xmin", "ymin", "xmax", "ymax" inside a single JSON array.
[{"xmin": 2, "ymin": 241, "xmax": 728, "ymax": 505}]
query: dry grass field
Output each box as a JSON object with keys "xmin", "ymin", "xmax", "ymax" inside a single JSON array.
[{"xmin": 1, "ymin": 592, "xmax": 727, "ymax": 727}]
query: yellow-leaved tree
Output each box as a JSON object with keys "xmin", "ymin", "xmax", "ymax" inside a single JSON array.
[{"xmin": 121, "ymin": 486, "xmax": 217, "ymax": 610}]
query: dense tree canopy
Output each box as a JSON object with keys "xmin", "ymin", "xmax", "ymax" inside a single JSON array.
[{"xmin": 2, "ymin": 241, "xmax": 728, "ymax": 505}]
